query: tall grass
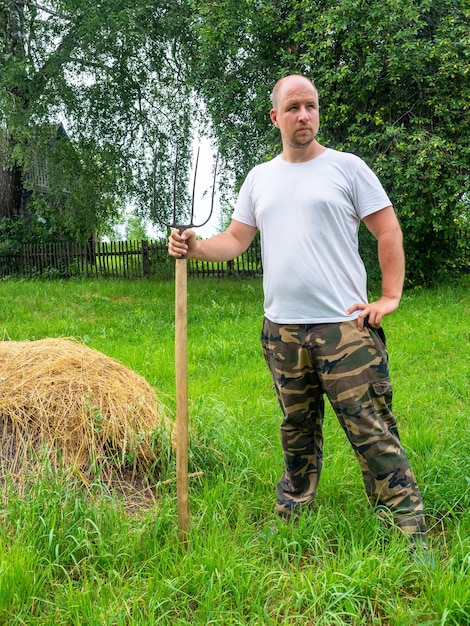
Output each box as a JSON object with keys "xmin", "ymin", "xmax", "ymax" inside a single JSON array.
[{"xmin": 0, "ymin": 277, "xmax": 469, "ymax": 625}]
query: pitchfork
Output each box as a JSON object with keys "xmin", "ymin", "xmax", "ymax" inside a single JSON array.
[{"xmin": 154, "ymin": 144, "xmax": 218, "ymax": 545}]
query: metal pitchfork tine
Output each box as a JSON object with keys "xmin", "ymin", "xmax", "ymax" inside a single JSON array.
[{"xmin": 154, "ymin": 144, "xmax": 218, "ymax": 546}]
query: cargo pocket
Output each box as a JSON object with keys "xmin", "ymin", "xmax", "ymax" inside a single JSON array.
[
  {"xmin": 371, "ymin": 379, "xmax": 392, "ymax": 398},
  {"xmin": 370, "ymin": 377, "xmax": 398, "ymax": 436}
]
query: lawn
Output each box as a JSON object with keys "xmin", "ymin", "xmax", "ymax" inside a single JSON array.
[{"xmin": 0, "ymin": 277, "xmax": 468, "ymax": 625}]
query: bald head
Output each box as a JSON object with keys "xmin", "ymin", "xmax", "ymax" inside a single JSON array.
[{"xmin": 271, "ymin": 75, "xmax": 317, "ymax": 110}]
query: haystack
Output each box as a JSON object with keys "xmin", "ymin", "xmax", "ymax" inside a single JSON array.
[{"xmin": 0, "ymin": 338, "xmax": 171, "ymax": 483}]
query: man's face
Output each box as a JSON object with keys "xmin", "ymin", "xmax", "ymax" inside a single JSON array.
[{"xmin": 270, "ymin": 77, "xmax": 320, "ymax": 150}]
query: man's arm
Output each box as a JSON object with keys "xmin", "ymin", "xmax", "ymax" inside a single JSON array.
[
  {"xmin": 347, "ymin": 205, "xmax": 405, "ymax": 330},
  {"xmin": 168, "ymin": 219, "xmax": 258, "ymax": 262}
]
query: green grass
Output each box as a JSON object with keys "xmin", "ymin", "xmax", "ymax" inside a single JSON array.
[{"xmin": 0, "ymin": 277, "xmax": 469, "ymax": 625}]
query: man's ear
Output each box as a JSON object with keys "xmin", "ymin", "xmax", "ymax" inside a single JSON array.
[{"xmin": 270, "ymin": 109, "xmax": 279, "ymax": 128}]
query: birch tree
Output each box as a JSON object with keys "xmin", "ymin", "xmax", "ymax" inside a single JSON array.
[{"xmin": 0, "ymin": 0, "xmax": 195, "ymax": 240}]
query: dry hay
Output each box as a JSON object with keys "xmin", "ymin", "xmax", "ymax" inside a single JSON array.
[{"xmin": 0, "ymin": 338, "xmax": 172, "ymax": 492}]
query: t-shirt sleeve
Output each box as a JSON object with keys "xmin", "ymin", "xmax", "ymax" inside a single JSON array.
[
  {"xmin": 232, "ymin": 172, "xmax": 258, "ymax": 228},
  {"xmin": 352, "ymin": 160, "xmax": 392, "ymax": 219}
]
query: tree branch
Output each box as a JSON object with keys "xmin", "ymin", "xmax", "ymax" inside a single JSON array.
[{"xmin": 27, "ymin": 1, "xmax": 69, "ymax": 20}]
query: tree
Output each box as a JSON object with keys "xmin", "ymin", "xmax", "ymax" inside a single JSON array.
[
  {"xmin": 2, "ymin": 0, "xmax": 468, "ymax": 282},
  {"xmin": 0, "ymin": 0, "xmax": 196, "ymax": 242},
  {"xmin": 124, "ymin": 214, "xmax": 148, "ymax": 241},
  {"xmin": 189, "ymin": 0, "xmax": 470, "ymax": 284}
]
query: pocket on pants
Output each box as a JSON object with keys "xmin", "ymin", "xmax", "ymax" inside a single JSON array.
[{"xmin": 371, "ymin": 379, "xmax": 392, "ymax": 398}]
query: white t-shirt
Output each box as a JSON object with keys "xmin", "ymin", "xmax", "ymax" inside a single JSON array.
[{"xmin": 232, "ymin": 148, "xmax": 392, "ymax": 323}]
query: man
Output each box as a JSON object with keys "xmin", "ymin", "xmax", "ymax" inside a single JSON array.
[{"xmin": 168, "ymin": 74, "xmax": 428, "ymax": 553}]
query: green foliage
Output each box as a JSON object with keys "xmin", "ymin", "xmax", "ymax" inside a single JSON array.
[
  {"xmin": 0, "ymin": 0, "xmax": 196, "ymax": 234},
  {"xmin": 0, "ymin": 216, "xmax": 55, "ymax": 253},
  {"xmin": 22, "ymin": 129, "xmax": 123, "ymax": 242},
  {"xmin": 358, "ymin": 222, "xmax": 381, "ymax": 288},
  {"xmin": 189, "ymin": 0, "xmax": 284, "ymax": 181},
  {"xmin": 0, "ymin": 215, "xmax": 57, "ymax": 276},
  {"xmin": 310, "ymin": 0, "xmax": 470, "ymax": 286},
  {"xmin": 190, "ymin": 0, "xmax": 470, "ymax": 284},
  {"xmin": 2, "ymin": 1, "xmax": 469, "ymax": 281},
  {"xmin": 124, "ymin": 215, "xmax": 148, "ymax": 241}
]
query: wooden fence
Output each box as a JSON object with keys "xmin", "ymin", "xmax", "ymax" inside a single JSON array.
[{"xmin": 0, "ymin": 239, "xmax": 263, "ymax": 279}]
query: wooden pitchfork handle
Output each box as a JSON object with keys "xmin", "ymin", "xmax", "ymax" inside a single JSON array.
[{"xmin": 175, "ymin": 254, "xmax": 189, "ymax": 545}]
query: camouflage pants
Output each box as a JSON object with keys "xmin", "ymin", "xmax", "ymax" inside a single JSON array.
[{"xmin": 261, "ymin": 318, "xmax": 427, "ymax": 537}]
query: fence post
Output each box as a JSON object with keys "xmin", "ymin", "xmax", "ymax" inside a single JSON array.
[{"xmin": 142, "ymin": 239, "xmax": 150, "ymax": 278}]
